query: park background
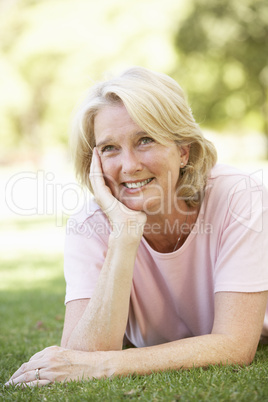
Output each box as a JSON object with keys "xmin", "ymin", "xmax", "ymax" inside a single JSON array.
[{"xmin": 1, "ymin": 0, "xmax": 268, "ymax": 400}]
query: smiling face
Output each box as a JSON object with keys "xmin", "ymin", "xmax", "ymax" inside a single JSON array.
[{"xmin": 94, "ymin": 104, "xmax": 189, "ymax": 215}]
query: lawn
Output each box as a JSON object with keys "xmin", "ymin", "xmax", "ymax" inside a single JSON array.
[{"xmin": 1, "ymin": 220, "xmax": 268, "ymax": 401}]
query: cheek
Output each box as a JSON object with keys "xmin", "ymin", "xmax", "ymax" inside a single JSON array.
[
  {"xmin": 150, "ymin": 148, "xmax": 179, "ymax": 174},
  {"xmin": 101, "ymin": 158, "xmax": 119, "ymax": 188},
  {"xmin": 142, "ymin": 151, "xmax": 163, "ymax": 172},
  {"xmin": 167, "ymin": 148, "xmax": 181, "ymax": 170}
]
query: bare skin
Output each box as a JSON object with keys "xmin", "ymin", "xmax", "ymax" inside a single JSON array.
[{"xmin": 5, "ymin": 105, "xmax": 268, "ymax": 387}]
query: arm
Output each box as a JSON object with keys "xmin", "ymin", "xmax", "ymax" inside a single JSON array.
[
  {"xmin": 61, "ymin": 299, "xmax": 89, "ymax": 348},
  {"xmin": 61, "ymin": 148, "xmax": 146, "ymax": 352},
  {"xmin": 6, "ymin": 291, "xmax": 267, "ymax": 387},
  {"xmin": 62, "ymin": 234, "xmax": 141, "ymax": 351},
  {"xmin": 112, "ymin": 291, "xmax": 268, "ymax": 375}
]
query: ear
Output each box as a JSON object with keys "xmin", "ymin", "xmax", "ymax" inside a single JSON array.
[{"xmin": 179, "ymin": 145, "xmax": 190, "ymax": 166}]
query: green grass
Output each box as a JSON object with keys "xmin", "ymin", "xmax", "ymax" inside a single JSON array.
[{"xmin": 1, "ymin": 249, "xmax": 268, "ymax": 401}]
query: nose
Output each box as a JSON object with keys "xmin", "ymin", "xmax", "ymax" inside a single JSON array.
[{"xmin": 121, "ymin": 149, "xmax": 142, "ymax": 175}]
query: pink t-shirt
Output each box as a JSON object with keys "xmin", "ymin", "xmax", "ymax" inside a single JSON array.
[{"xmin": 64, "ymin": 164, "xmax": 268, "ymax": 346}]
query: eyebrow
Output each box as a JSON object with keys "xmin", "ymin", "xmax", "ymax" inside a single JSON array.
[
  {"xmin": 96, "ymin": 131, "xmax": 147, "ymax": 148},
  {"xmin": 96, "ymin": 138, "xmax": 114, "ymax": 148}
]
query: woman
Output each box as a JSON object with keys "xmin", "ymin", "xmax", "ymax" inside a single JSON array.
[{"xmin": 6, "ymin": 67, "xmax": 268, "ymax": 387}]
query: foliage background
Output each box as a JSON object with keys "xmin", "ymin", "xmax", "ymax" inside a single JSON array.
[
  {"xmin": 0, "ymin": 0, "xmax": 183, "ymax": 153},
  {"xmin": 173, "ymin": 0, "xmax": 268, "ymax": 143},
  {"xmin": 1, "ymin": 0, "xmax": 267, "ymax": 156}
]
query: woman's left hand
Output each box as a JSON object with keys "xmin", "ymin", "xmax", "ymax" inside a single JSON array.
[{"xmin": 5, "ymin": 345, "xmax": 108, "ymax": 388}]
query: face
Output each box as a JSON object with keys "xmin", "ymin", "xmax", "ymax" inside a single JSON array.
[{"xmin": 94, "ymin": 104, "xmax": 189, "ymax": 214}]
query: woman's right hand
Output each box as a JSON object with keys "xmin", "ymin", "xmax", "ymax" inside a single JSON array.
[
  {"xmin": 89, "ymin": 148, "xmax": 147, "ymax": 242},
  {"xmin": 60, "ymin": 148, "xmax": 146, "ymax": 353}
]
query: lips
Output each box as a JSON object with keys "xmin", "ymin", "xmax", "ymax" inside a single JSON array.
[{"xmin": 123, "ymin": 178, "xmax": 154, "ymax": 189}]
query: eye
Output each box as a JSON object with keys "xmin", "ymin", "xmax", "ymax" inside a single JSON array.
[
  {"xmin": 101, "ymin": 145, "xmax": 115, "ymax": 153},
  {"xmin": 139, "ymin": 137, "xmax": 155, "ymax": 145}
]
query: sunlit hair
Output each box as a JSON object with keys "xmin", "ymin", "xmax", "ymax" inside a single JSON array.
[{"xmin": 71, "ymin": 66, "xmax": 217, "ymax": 207}]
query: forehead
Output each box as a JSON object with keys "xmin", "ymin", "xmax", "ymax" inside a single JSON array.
[{"xmin": 94, "ymin": 104, "xmax": 141, "ymax": 143}]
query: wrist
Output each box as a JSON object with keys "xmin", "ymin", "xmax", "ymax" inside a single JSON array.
[
  {"xmin": 100, "ymin": 350, "xmax": 123, "ymax": 378},
  {"xmin": 110, "ymin": 223, "xmax": 144, "ymax": 246}
]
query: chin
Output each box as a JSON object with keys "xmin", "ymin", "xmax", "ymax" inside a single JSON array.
[
  {"xmin": 122, "ymin": 199, "xmax": 160, "ymax": 215},
  {"xmin": 120, "ymin": 199, "xmax": 145, "ymax": 211}
]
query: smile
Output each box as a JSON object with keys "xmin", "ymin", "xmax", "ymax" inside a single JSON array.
[{"xmin": 123, "ymin": 178, "xmax": 153, "ymax": 189}]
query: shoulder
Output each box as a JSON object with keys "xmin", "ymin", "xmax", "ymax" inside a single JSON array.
[
  {"xmin": 208, "ymin": 163, "xmax": 263, "ymax": 187},
  {"xmin": 202, "ymin": 163, "xmax": 268, "ymax": 233},
  {"xmin": 206, "ymin": 163, "xmax": 268, "ymax": 205},
  {"xmin": 66, "ymin": 196, "xmax": 110, "ymax": 239}
]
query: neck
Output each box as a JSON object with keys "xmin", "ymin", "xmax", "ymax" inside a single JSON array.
[{"xmin": 143, "ymin": 202, "xmax": 199, "ymax": 253}]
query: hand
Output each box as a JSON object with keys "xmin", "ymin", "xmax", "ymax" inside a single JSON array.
[
  {"xmin": 5, "ymin": 345, "xmax": 110, "ymax": 388},
  {"xmin": 90, "ymin": 148, "xmax": 147, "ymax": 241}
]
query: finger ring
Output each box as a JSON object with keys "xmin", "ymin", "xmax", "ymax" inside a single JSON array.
[{"xmin": 35, "ymin": 368, "xmax": 40, "ymax": 381}]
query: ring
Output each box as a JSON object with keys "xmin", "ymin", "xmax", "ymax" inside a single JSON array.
[{"xmin": 35, "ymin": 368, "xmax": 40, "ymax": 381}]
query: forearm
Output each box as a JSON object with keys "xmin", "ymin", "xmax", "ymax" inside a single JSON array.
[
  {"xmin": 6, "ymin": 333, "xmax": 257, "ymax": 387},
  {"xmin": 103, "ymin": 333, "xmax": 256, "ymax": 378},
  {"xmin": 65, "ymin": 233, "xmax": 139, "ymax": 352}
]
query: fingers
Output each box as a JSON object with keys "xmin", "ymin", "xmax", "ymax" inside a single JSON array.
[
  {"xmin": 89, "ymin": 148, "xmax": 147, "ymax": 240},
  {"xmin": 89, "ymin": 148, "xmax": 117, "ymax": 214},
  {"xmin": 90, "ymin": 148, "xmax": 147, "ymax": 218},
  {"xmin": 5, "ymin": 366, "xmax": 51, "ymax": 388},
  {"xmin": 90, "ymin": 148, "xmax": 112, "ymax": 191},
  {"xmin": 89, "ymin": 147, "xmax": 105, "ymax": 186},
  {"xmin": 7, "ymin": 362, "xmax": 30, "ymax": 382},
  {"xmin": 7, "ymin": 378, "xmax": 51, "ymax": 389},
  {"xmin": 5, "ymin": 346, "xmax": 71, "ymax": 388},
  {"xmin": 6, "ymin": 360, "xmax": 40, "ymax": 382},
  {"xmin": 5, "ymin": 347, "xmax": 58, "ymax": 387}
]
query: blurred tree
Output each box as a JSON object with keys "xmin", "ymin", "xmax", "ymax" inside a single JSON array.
[
  {"xmin": 173, "ymin": 0, "xmax": 268, "ymax": 156},
  {"xmin": 8, "ymin": 53, "xmax": 65, "ymax": 146},
  {"xmin": 0, "ymin": 0, "xmax": 180, "ymax": 154}
]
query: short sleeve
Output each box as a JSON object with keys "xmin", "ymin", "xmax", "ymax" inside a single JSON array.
[
  {"xmin": 63, "ymin": 205, "xmax": 111, "ymax": 304},
  {"xmin": 214, "ymin": 173, "xmax": 268, "ymax": 293}
]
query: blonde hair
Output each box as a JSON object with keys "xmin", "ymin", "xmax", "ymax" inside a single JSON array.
[{"xmin": 71, "ymin": 66, "xmax": 217, "ymax": 207}]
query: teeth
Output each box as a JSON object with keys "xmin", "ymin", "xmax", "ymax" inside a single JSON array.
[{"xmin": 124, "ymin": 178, "xmax": 153, "ymax": 189}]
